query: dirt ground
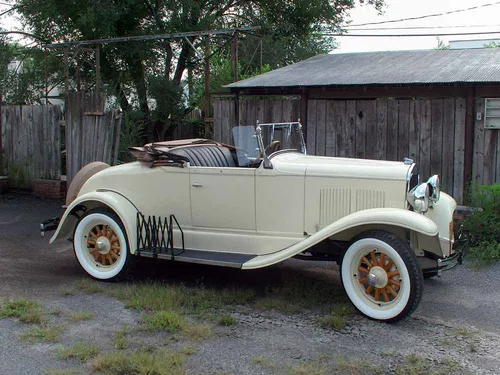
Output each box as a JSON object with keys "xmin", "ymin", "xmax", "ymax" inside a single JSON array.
[{"xmin": 1, "ymin": 193, "xmax": 500, "ymax": 375}]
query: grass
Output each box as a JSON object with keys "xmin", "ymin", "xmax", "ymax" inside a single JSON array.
[
  {"xmin": 91, "ymin": 349, "xmax": 186, "ymax": 375},
  {"xmin": 184, "ymin": 322, "xmax": 213, "ymax": 342},
  {"xmin": 42, "ymin": 369, "xmax": 81, "ymax": 375},
  {"xmin": 316, "ymin": 303, "xmax": 355, "ymax": 330},
  {"xmin": 218, "ymin": 314, "xmax": 237, "ymax": 326},
  {"xmin": 450, "ymin": 328, "xmax": 477, "ymax": 337},
  {"xmin": 335, "ymin": 357, "xmax": 382, "ymax": 375},
  {"xmin": 0, "ymin": 298, "xmax": 45, "ymax": 324},
  {"xmin": 252, "ymin": 357, "xmax": 277, "ymax": 370},
  {"xmin": 69, "ymin": 311, "xmax": 94, "ymax": 322},
  {"xmin": 73, "ymin": 280, "xmax": 104, "ymax": 294},
  {"xmin": 182, "ymin": 346, "xmax": 197, "ymax": 355},
  {"xmin": 113, "ymin": 329, "xmax": 128, "ymax": 350},
  {"xmin": 20, "ymin": 324, "xmax": 63, "ymax": 343},
  {"xmin": 144, "ymin": 310, "xmax": 185, "ymax": 333},
  {"xmin": 57, "ymin": 341, "xmax": 99, "ymax": 362}
]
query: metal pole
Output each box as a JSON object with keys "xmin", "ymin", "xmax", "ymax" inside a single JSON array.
[
  {"xmin": 204, "ymin": 36, "xmax": 211, "ymax": 138},
  {"xmin": 44, "ymin": 48, "xmax": 48, "ymax": 104},
  {"xmin": 188, "ymin": 61, "xmax": 193, "ymax": 106},
  {"xmin": 259, "ymin": 38, "xmax": 263, "ymax": 74},
  {"xmin": 64, "ymin": 47, "xmax": 69, "ymax": 95}
]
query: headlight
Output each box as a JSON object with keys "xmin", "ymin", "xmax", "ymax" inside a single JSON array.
[
  {"xmin": 407, "ymin": 182, "xmax": 430, "ymax": 213},
  {"xmin": 427, "ymin": 175, "xmax": 440, "ymax": 203}
]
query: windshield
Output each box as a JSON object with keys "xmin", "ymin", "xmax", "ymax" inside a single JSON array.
[{"xmin": 232, "ymin": 122, "xmax": 306, "ymax": 167}]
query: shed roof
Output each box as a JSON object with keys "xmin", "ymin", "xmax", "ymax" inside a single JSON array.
[{"xmin": 226, "ymin": 48, "xmax": 500, "ymax": 89}]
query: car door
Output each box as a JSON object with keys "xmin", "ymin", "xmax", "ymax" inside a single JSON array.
[{"xmin": 189, "ymin": 166, "xmax": 256, "ymax": 231}]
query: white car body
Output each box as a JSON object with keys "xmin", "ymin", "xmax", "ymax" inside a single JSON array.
[{"xmin": 45, "ymin": 122, "xmax": 466, "ymax": 322}]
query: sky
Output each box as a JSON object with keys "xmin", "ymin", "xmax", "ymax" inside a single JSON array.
[
  {"xmin": 2, "ymin": 0, "xmax": 500, "ymax": 53},
  {"xmin": 334, "ymin": 0, "xmax": 500, "ymax": 52}
]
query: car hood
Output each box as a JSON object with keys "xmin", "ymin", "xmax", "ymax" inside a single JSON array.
[{"xmin": 271, "ymin": 152, "xmax": 411, "ymax": 180}]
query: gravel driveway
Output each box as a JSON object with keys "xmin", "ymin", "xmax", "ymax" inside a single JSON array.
[{"xmin": 1, "ymin": 193, "xmax": 499, "ymax": 375}]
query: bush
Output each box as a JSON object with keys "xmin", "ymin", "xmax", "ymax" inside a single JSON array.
[{"xmin": 463, "ymin": 184, "xmax": 500, "ymax": 264}]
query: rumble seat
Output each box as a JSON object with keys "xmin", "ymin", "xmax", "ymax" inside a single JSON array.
[{"xmin": 168, "ymin": 145, "xmax": 237, "ymax": 167}]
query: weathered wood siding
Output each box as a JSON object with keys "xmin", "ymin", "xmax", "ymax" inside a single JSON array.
[
  {"xmin": 306, "ymin": 99, "xmax": 466, "ymax": 201},
  {"xmin": 213, "ymin": 96, "xmax": 300, "ymax": 144},
  {"xmin": 66, "ymin": 92, "xmax": 122, "ymax": 186},
  {"xmin": 214, "ymin": 96, "xmax": 467, "ymax": 201},
  {"xmin": 473, "ymin": 96, "xmax": 500, "ymax": 187},
  {"xmin": 1, "ymin": 105, "xmax": 62, "ymax": 187}
]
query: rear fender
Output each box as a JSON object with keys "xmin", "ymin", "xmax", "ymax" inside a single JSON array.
[
  {"xmin": 50, "ymin": 190, "xmax": 139, "ymax": 253},
  {"xmin": 242, "ymin": 208, "xmax": 441, "ymax": 269}
]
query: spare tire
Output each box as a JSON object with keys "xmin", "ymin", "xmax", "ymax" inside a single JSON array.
[{"xmin": 66, "ymin": 162, "xmax": 110, "ymax": 205}]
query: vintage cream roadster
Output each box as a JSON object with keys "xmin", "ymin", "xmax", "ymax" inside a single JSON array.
[{"xmin": 42, "ymin": 122, "xmax": 466, "ymax": 322}]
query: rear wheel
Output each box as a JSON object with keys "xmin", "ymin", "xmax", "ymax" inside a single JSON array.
[
  {"xmin": 341, "ymin": 230, "xmax": 423, "ymax": 323},
  {"xmin": 73, "ymin": 207, "xmax": 131, "ymax": 280}
]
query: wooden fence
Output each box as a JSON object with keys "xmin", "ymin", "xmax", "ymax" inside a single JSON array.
[
  {"xmin": 1, "ymin": 105, "xmax": 62, "ymax": 188},
  {"xmin": 66, "ymin": 92, "xmax": 122, "ymax": 186},
  {"xmin": 214, "ymin": 96, "xmax": 466, "ymax": 201}
]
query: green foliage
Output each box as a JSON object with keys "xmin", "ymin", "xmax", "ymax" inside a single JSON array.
[
  {"xmin": 91, "ymin": 349, "xmax": 186, "ymax": 375},
  {"xmin": 20, "ymin": 324, "xmax": 63, "ymax": 343},
  {"xmin": 0, "ymin": 298, "xmax": 44, "ymax": 324},
  {"xmin": 435, "ymin": 37, "xmax": 450, "ymax": 50},
  {"xmin": 57, "ymin": 342, "xmax": 99, "ymax": 362},
  {"xmin": 118, "ymin": 110, "xmax": 147, "ymax": 163},
  {"xmin": 463, "ymin": 184, "xmax": 500, "ymax": 264},
  {"xmin": 16, "ymin": 0, "xmax": 384, "ymax": 141}
]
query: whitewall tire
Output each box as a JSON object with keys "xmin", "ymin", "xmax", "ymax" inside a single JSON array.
[
  {"xmin": 73, "ymin": 208, "xmax": 131, "ymax": 280},
  {"xmin": 341, "ymin": 230, "xmax": 423, "ymax": 323}
]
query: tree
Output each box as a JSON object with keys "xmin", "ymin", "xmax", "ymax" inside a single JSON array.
[{"xmin": 16, "ymin": 0, "xmax": 384, "ymax": 141}]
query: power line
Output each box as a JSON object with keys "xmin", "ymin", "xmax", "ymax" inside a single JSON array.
[
  {"xmin": 323, "ymin": 30, "xmax": 500, "ymax": 37},
  {"xmin": 346, "ymin": 1, "xmax": 500, "ymax": 27},
  {"xmin": 345, "ymin": 24, "xmax": 500, "ymax": 31}
]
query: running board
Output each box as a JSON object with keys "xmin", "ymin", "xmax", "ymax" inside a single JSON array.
[{"xmin": 137, "ymin": 249, "xmax": 257, "ymax": 268}]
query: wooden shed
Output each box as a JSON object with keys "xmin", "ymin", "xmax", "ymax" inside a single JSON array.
[{"xmin": 214, "ymin": 48, "xmax": 500, "ymax": 202}]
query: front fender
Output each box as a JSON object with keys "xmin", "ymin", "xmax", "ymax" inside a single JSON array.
[
  {"xmin": 242, "ymin": 208, "xmax": 440, "ymax": 269},
  {"xmin": 50, "ymin": 190, "xmax": 139, "ymax": 253}
]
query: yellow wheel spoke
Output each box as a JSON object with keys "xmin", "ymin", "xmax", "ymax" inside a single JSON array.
[
  {"xmin": 379, "ymin": 253, "xmax": 386, "ymax": 268},
  {"xmin": 107, "ymin": 229, "xmax": 115, "ymax": 240},
  {"xmin": 87, "ymin": 239, "xmax": 96, "ymax": 246},
  {"xmin": 89, "ymin": 231, "xmax": 98, "ymax": 239},
  {"xmin": 365, "ymin": 285, "xmax": 374, "ymax": 295},
  {"xmin": 361, "ymin": 256, "xmax": 372, "ymax": 268},
  {"xmin": 358, "ymin": 266, "xmax": 369, "ymax": 274},
  {"xmin": 110, "ymin": 250, "xmax": 119, "ymax": 260},
  {"xmin": 102, "ymin": 225, "xmax": 107, "ymax": 237},
  {"xmin": 381, "ymin": 288, "xmax": 390, "ymax": 302},
  {"xmin": 384, "ymin": 260, "xmax": 394, "ymax": 271},
  {"xmin": 386, "ymin": 285, "xmax": 398, "ymax": 298},
  {"xmin": 388, "ymin": 279, "xmax": 400, "ymax": 288},
  {"xmin": 358, "ymin": 277, "xmax": 368, "ymax": 284},
  {"xmin": 370, "ymin": 252, "xmax": 378, "ymax": 266},
  {"xmin": 111, "ymin": 245, "xmax": 120, "ymax": 251},
  {"xmin": 89, "ymin": 248, "xmax": 98, "ymax": 254},
  {"xmin": 387, "ymin": 270, "xmax": 400, "ymax": 278},
  {"xmin": 93, "ymin": 252, "xmax": 101, "ymax": 262},
  {"xmin": 106, "ymin": 254, "xmax": 113, "ymax": 265},
  {"xmin": 374, "ymin": 288, "xmax": 380, "ymax": 301}
]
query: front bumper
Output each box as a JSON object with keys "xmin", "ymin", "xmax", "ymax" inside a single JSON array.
[
  {"xmin": 40, "ymin": 217, "xmax": 60, "ymax": 237},
  {"xmin": 423, "ymin": 226, "xmax": 469, "ymax": 277}
]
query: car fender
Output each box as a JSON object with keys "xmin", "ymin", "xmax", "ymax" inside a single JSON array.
[
  {"xmin": 50, "ymin": 190, "xmax": 139, "ymax": 253},
  {"xmin": 242, "ymin": 208, "xmax": 440, "ymax": 269}
]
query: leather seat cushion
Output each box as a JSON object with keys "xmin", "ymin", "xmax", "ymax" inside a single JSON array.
[{"xmin": 168, "ymin": 145, "xmax": 236, "ymax": 167}]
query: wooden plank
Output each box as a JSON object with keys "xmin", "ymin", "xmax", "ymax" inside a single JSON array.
[
  {"xmin": 306, "ymin": 100, "xmax": 317, "ymax": 155},
  {"xmin": 483, "ymin": 126, "xmax": 498, "ymax": 185},
  {"xmin": 283, "ymin": 99, "xmax": 294, "ymax": 122},
  {"xmin": 454, "ymin": 98, "xmax": 466, "ymax": 202},
  {"xmin": 345, "ymin": 101, "xmax": 356, "ymax": 158},
  {"xmin": 213, "ymin": 98, "xmax": 222, "ymax": 142},
  {"xmin": 473, "ymin": 98, "xmax": 485, "ymax": 185},
  {"xmin": 325, "ymin": 101, "xmax": 336, "ymax": 157},
  {"xmin": 430, "ymin": 99, "xmax": 444, "ymax": 178},
  {"xmin": 419, "ymin": 99, "xmax": 432, "ymax": 179},
  {"xmin": 386, "ymin": 100, "xmax": 399, "ymax": 161},
  {"xmin": 364, "ymin": 100, "xmax": 377, "ymax": 159},
  {"xmin": 315, "ymin": 100, "xmax": 327, "ymax": 156},
  {"xmin": 355, "ymin": 100, "xmax": 368, "ymax": 159},
  {"xmin": 397, "ymin": 100, "xmax": 410, "ymax": 160},
  {"xmin": 333, "ymin": 101, "xmax": 347, "ymax": 157},
  {"xmin": 271, "ymin": 99, "xmax": 283, "ymax": 123},
  {"xmin": 408, "ymin": 100, "xmax": 420, "ymax": 167},
  {"xmin": 441, "ymin": 98, "xmax": 455, "ymax": 196},
  {"xmin": 375, "ymin": 100, "xmax": 388, "ymax": 160}
]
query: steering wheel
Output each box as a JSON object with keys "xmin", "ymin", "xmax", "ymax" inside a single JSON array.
[{"xmin": 258, "ymin": 140, "xmax": 281, "ymax": 158}]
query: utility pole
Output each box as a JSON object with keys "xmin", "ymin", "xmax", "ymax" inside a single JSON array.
[{"xmin": 231, "ymin": 31, "xmax": 239, "ymax": 82}]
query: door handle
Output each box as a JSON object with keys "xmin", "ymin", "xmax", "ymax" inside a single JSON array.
[{"xmin": 192, "ymin": 183, "xmax": 203, "ymax": 187}]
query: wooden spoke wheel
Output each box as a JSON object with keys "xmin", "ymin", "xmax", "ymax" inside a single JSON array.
[
  {"xmin": 73, "ymin": 208, "xmax": 131, "ymax": 281},
  {"xmin": 341, "ymin": 230, "xmax": 423, "ymax": 323}
]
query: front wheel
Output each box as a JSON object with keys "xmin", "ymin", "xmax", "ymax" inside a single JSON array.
[
  {"xmin": 73, "ymin": 207, "xmax": 131, "ymax": 281},
  {"xmin": 341, "ymin": 230, "xmax": 423, "ymax": 323}
]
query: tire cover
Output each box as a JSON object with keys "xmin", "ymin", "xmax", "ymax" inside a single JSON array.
[{"xmin": 66, "ymin": 162, "xmax": 110, "ymax": 205}]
